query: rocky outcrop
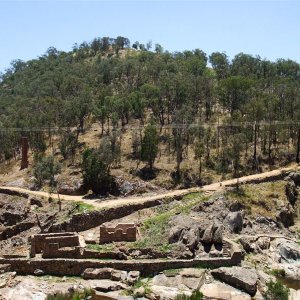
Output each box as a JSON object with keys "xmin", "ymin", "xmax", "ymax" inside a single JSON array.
[
  {"xmin": 201, "ymin": 222, "xmax": 223, "ymax": 244},
  {"xmin": 200, "ymin": 282, "xmax": 251, "ymax": 300},
  {"xmin": 211, "ymin": 266, "xmax": 258, "ymax": 296},
  {"xmin": 276, "ymin": 205, "xmax": 294, "ymax": 227},
  {"xmin": 226, "ymin": 211, "xmax": 243, "ymax": 233},
  {"xmin": 276, "ymin": 238, "xmax": 300, "ymax": 261}
]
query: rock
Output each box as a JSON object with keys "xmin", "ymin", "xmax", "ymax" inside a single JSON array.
[
  {"xmin": 229, "ymin": 201, "xmax": 246, "ymax": 212},
  {"xmin": 200, "ymin": 282, "xmax": 251, "ymax": 300},
  {"xmin": 182, "ymin": 227, "xmax": 199, "ymax": 251},
  {"xmin": 168, "ymin": 226, "xmax": 185, "ymax": 244},
  {"xmin": 29, "ymin": 197, "xmax": 43, "ymax": 208},
  {"xmin": 119, "ymin": 181, "xmax": 135, "ymax": 196},
  {"xmin": 226, "ymin": 211, "xmax": 243, "ymax": 233},
  {"xmin": 201, "ymin": 222, "xmax": 223, "ymax": 244},
  {"xmin": 285, "ymin": 180, "xmax": 298, "ymax": 205},
  {"xmin": 276, "ymin": 205, "xmax": 294, "ymax": 227},
  {"xmin": 133, "ymin": 286, "xmax": 145, "ymax": 298},
  {"xmin": 0, "ymin": 264, "xmax": 11, "ymax": 274},
  {"xmin": 82, "ymin": 268, "xmax": 113, "ymax": 279},
  {"xmin": 202, "ymin": 224, "xmax": 214, "ymax": 243},
  {"xmin": 290, "ymin": 289, "xmax": 300, "ymax": 300},
  {"xmin": 89, "ymin": 279, "xmax": 127, "ymax": 292},
  {"xmin": 111, "ymin": 270, "xmax": 127, "ymax": 282},
  {"xmin": 57, "ymin": 178, "xmax": 84, "ymax": 196},
  {"xmin": 151, "ymin": 285, "xmax": 191, "ymax": 299},
  {"xmin": 151, "ymin": 274, "xmax": 170, "ymax": 286},
  {"xmin": 127, "ymin": 271, "xmax": 140, "ymax": 285},
  {"xmin": 93, "ymin": 291, "xmax": 119, "ymax": 300},
  {"xmin": 180, "ymin": 268, "xmax": 206, "ymax": 278},
  {"xmin": 285, "ymin": 172, "xmax": 300, "ymax": 186},
  {"xmin": 211, "ymin": 267, "xmax": 258, "ymax": 296},
  {"xmin": 213, "ymin": 224, "xmax": 223, "ymax": 243},
  {"xmin": 256, "ymin": 237, "xmax": 270, "ymax": 250},
  {"xmin": 33, "ymin": 269, "xmax": 44, "ymax": 276},
  {"xmin": 276, "ymin": 239, "xmax": 300, "ymax": 261}
]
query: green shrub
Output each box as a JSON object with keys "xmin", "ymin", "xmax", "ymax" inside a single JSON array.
[
  {"xmin": 81, "ymin": 148, "xmax": 114, "ymax": 195},
  {"xmin": 33, "ymin": 155, "xmax": 60, "ymax": 188},
  {"xmin": 265, "ymin": 280, "xmax": 289, "ymax": 300},
  {"xmin": 175, "ymin": 290, "xmax": 204, "ymax": 300},
  {"xmin": 46, "ymin": 288, "xmax": 93, "ymax": 300}
]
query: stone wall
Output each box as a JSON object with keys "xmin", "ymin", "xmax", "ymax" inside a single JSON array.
[
  {"xmin": 100, "ymin": 223, "xmax": 137, "ymax": 244},
  {"xmin": 30, "ymin": 232, "xmax": 80, "ymax": 257},
  {"xmin": 1, "ymin": 239, "xmax": 242, "ymax": 276},
  {"xmin": 0, "ymin": 256, "xmax": 239, "ymax": 277},
  {"xmin": 50, "ymin": 198, "xmax": 163, "ymax": 233},
  {"xmin": 0, "ymin": 221, "xmax": 35, "ymax": 241}
]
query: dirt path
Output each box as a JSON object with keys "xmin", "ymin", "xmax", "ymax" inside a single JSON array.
[{"xmin": 0, "ymin": 165, "xmax": 298, "ymax": 210}]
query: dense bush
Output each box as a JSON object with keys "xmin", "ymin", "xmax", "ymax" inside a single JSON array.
[{"xmin": 265, "ymin": 280, "xmax": 289, "ymax": 300}]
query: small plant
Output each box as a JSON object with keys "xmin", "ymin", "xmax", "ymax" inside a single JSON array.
[
  {"xmin": 125, "ymin": 278, "xmax": 152, "ymax": 297},
  {"xmin": 265, "ymin": 280, "xmax": 289, "ymax": 300},
  {"xmin": 175, "ymin": 290, "xmax": 204, "ymax": 300},
  {"xmin": 46, "ymin": 288, "xmax": 94, "ymax": 300},
  {"xmin": 71, "ymin": 201, "xmax": 95, "ymax": 214},
  {"xmin": 271, "ymin": 269, "xmax": 286, "ymax": 278}
]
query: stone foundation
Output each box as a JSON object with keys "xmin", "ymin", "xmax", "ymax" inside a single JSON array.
[
  {"xmin": 100, "ymin": 223, "xmax": 137, "ymax": 244},
  {"xmin": 30, "ymin": 232, "xmax": 84, "ymax": 257}
]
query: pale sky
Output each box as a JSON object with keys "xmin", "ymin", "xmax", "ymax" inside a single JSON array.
[{"xmin": 0, "ymin": 0, "xmax": 299, "ymax": 72}]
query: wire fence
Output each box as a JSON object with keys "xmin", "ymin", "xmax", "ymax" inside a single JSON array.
[{"xmin": 1, "ymin": 120, "xmax": 300, "ymax": 133}]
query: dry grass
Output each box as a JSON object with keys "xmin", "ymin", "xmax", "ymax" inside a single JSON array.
[{"xmin": 226, "ymin": 181, "xmax": 287, "ymax": 218}]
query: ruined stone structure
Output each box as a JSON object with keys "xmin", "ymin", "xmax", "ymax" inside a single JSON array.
[
  {"xmin": 20, "ymin": 136, "xmax": 29, "ymax": 170},
  {"xmin": 0, "ymin": 239, "xmax": 242, "ymax": 277},
  {"xmin": 100, "ymin": 223, "xmax": 137, "ymax": 244},
  {"xmin": 30, "ymin": 232, "xmax": 85, "ymax": 258}
]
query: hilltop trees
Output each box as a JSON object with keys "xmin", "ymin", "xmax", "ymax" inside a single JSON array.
[{"xmin": 1, "ymin": 35, "xmax": 300, "ymax": 186}]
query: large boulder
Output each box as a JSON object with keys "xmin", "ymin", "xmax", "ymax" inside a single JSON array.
[
  {"xmin": 202, "ymin": 222, "xmax": 223, "ymax": 244},
  {"xmin": 239, "ymin": 236, "xmax": 257, "ymax": 253},
  {"xmin": 285, "ymin": 180, "xmax": 298, "ymax": 205},
  {"xmin": 211, "ymin": 267, "xmax": 258, "ymax": 296},
  {"xmin": 226, "ymin": 211, "xmax": 243, "ymax": 233},
  {"xmin": 276, "ymin": 238, "xmax": 300, "ymax": 261},
  {"xmin": 200, "ymin": 282, "xmax": 251, "ymax": 300},
  {"xmin": 276, "ymin": 205, "xmax": 294, "ymax": 227},
  {"xmin": 89, "ymin": 279, "xmax": 128, "ymax": 292}
]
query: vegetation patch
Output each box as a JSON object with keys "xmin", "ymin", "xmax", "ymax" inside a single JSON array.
[
  {"xmin": 131, "ymin": 192, "xmax": 206, "ymax": 250},
  {"xmin": 175, "ymin": 290, "xmax": 204, "ymax": 300},
  {"xmin": 46, "ymin": 289, "xmax": 93, "ymax": 300},
  {"xmin": 71, "ymin": 201, "xmax": 95, "ymax": 214},
  {"xmin": 264, "ymin": 280, "xmax": 289, "ymax": 300},
  {"xmin": 226, "ymin": 181, "xmax": 287, "ymax": 218}
]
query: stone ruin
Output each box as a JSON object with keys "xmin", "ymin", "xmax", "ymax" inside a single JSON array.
[
  {"xmin": 29, "ymin": 232, "xmax": 85, "ymax": 258},
  {"xmin": 100, "ymin": 223, "xmax": 137, "ymax": 244}
]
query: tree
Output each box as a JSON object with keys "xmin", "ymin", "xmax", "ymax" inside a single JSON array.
[
  {"xmin": 33, "ymin": 155, "xmax": 60, "ymax": 188},
  {"xmin": 193, "ymin": 138, "xmax": 205, "ymax": 177},
  {"xmin": 81, "ymin": 148, "xmax": 114, "ymax": 195},
  {"xmin": 141, "ymin": 124, "xmax": 159, "ymax": 170}
]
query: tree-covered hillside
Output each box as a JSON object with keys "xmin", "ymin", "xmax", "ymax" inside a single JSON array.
[{"xmin": 1, "ymin": 36, "xmax": 300, "ymax": 189}]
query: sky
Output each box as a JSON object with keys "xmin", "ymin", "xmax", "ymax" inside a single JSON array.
[{"xmin": 0, "ymin": 0, "xmax": 299, "ymax": 72}]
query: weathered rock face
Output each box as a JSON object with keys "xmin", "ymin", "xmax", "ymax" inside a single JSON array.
[
  {"xmin": 276, "ymin": 205, "xmax": 294, "ymax": 227},
  {"xmin": 285, "ymin": 180, "xmax": 298, "ymax": 206},
  {"xmin": 200, "ymin": 282, "xmax": 251, "ymax": 300},
  {"xmin": 226, "ymin": 211, "xmax": 243, "ymax": 233},
  {"xmin": 201, "ymin": 222, "xmax": 223, "ymax": 244},
  {"xmin": 89, "ymin": 279, "xmax": 128, "ymax": 293},
  {"xmin": 211, "ymin": 267, "xmax": 258, "ymax": 296},
  {"xmin": 276, "ymin": 239, "xmax": 300, "ymax": 261}
]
